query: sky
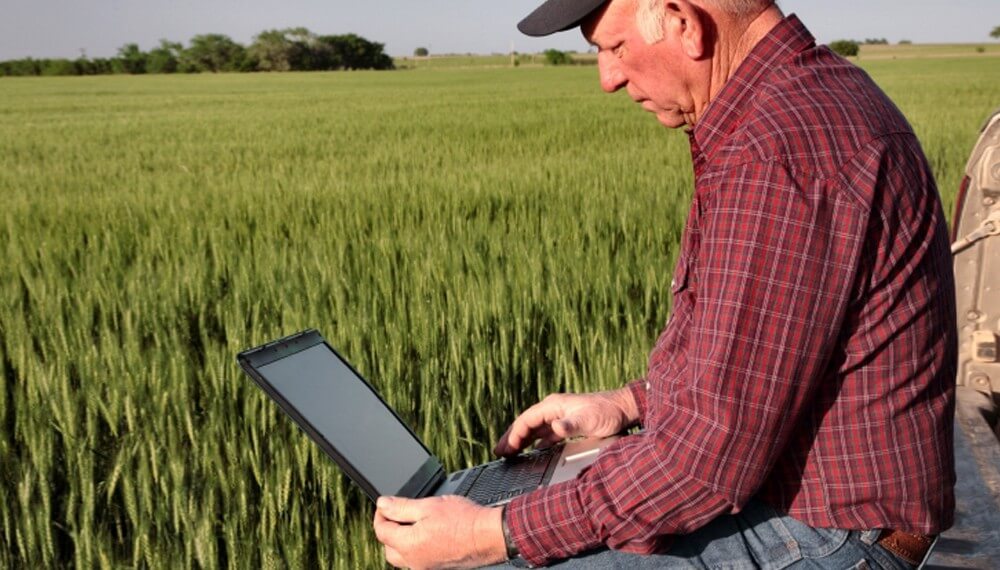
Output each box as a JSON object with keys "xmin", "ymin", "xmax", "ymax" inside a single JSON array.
[{"xmin": 1, "ymin": 0, "xmax": 999, "ymax": 61}]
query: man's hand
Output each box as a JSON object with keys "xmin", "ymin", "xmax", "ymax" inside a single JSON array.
[
  {"xmin": 373, "ymin": 495, "xmax": 507, "ymax": 569},
  {"xmin": 494, "ymin": 387, "xmax": 640, "ymax": 457}
]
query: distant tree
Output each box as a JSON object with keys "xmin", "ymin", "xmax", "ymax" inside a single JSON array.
[
  {"xmin": 829, "ymin": 40, "xmax": 860, "ymax": 57},
  {"xmin": 898, "ymin": 39, "xmax": 912, "ymax": 45},
  {"xmin": 414, "ymin": 47, "xmax": 429, "ymax": 57},
  {"xmin": 20, "ymin": 59, "xmax": 43, "ymax": 75},
  {"xmin": 992, "ymin": 26, "xmax": 1000, "ymax": 39},
  {"xmin": 115, "ymin": 43, "xmax": 148, "ymax": 74},
  {"xmin": 0, "ymin": 55, "xmax": 123, "ymax": 76},
  {"xmin": 0, "ymin": 58, "xmax": 38, "ymax": 76},
  {"xmin": 147, "ymin": 40, "xmax": 183, "ymax": 74},
  {"xmin": 96, "ymin": 58, "xmax": 117, "ymax": 74},
  {"xmin": 249, "ymin": 28, "xmax": 310, "ymax": 71},
  {"xmin": 41, "ymin": 59, "xmax": 79, "ymax": 76},
  {"xmin": 862, "ymin": 38, "xmax": 888, "ymax": 45},
  {"xmin": 256, "ymin": 29, "xmax": 293, "ymax": 70},
  {"xmin": 184, "ymin": 34, "xmax": 246, "ymax": 72},
  {"xmin": 71, "ymin": 57, "xmax": 94, "ymax": 75},
  {"xmin": 543, "ymin": 49, "xmax": 572, "ymax": 65},
  {"xmin": 302, "ymin": 28, "xmax": 332, "ymax": 69},
  {"xmin": 316, "ymin": 34, "xmax": 394, "ymax": 70},
  {"xmin": 248, "ymin": 28, "xmax": 392, "ymax": 71},
  {"xmin": 0, "ymin": 29, "xmax": 395, "ymax": 76},
  {"xmin": 78, "ymin": 57, "xmax": 115, "ymax": 75}
]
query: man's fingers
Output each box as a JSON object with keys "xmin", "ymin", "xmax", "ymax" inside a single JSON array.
[
  {"xmin": 532, "ymin": 418, "xmax": 582, "ymax": 449},
  {"xmin": 499, "ymin": 425, "xmax": 558, "ymax": 454},
  {"xmin": 537, "ymin": 426, "xmax": 563, "ymax": 448},
  {"xmin": 533, "ymin": 424, "xmax": 556, "ymax": 443},
  {"xmin": 383, "ymin": 545, "xmax": 406, "ymax": 569},
  {"xmin": 373, "ymin": 509, "xmax": 402, "ymax": 547},
  {"xmin": 495, "ymin": 401, "xmax": 565, "ymax": 455},
  {"xmin": 494, "ymin": 425, "xmax": 515, "ymax": 455},
  {"xmin": 500, "ymin": 417, "xmax": 538, "ymax": 454},
  {"xmin": 377, "ymin": 496, "xmax": 427, "ymax": 524}
]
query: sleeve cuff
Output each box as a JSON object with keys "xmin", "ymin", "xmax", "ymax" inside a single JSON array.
[
  {"xmin": 505, "ymin": 481, "xmax": 598, "ymax": 567},
  {"xmin": 627, "ymin": 379, "xmax": 649, "ymax": 425}
]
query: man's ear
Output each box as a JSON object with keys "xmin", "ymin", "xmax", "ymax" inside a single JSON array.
[{"xmin": 664, "ymin": 0, "xmax": 707, "ymax": 59}]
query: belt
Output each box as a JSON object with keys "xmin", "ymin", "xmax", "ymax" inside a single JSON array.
[{"xmin": 876, "ymin": 529, "xmax": 935, "ymax": 566}]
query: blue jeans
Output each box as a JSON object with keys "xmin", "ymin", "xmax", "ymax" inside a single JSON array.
[{"xmin": 485, "ymin": 499, "xmax": 922, "ymax": 569}]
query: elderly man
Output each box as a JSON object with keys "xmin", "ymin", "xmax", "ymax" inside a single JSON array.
[{"xmin": 374, "ymin": 0, "xmax": 957, "ymax": 568}]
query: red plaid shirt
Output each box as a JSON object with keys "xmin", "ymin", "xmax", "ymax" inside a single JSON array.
[{"xmin": 507, "ymin": 15, "xmax": 957, "ymax": 566}]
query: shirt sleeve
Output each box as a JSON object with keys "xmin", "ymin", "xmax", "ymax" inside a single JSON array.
[
  {"xmin": 506, "ymin": 159, "xmax": 870, "ymax": 566},
  {"xmin": 626, "ymin": 379, "xmax": 649, "ymax": 423}
]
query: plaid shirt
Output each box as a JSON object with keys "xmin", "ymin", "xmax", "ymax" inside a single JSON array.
[{"xmin": 507, "ymin": 15, "xmax": 957, "ymax": 566}]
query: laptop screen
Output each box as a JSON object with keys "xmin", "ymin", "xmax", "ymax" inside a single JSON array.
[{"xmin": 256, "ymin": 342, "xmax": 432, "ymax": 497}]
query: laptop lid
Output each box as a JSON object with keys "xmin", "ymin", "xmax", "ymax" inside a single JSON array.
[{"xmin": 237, "ymin": 330, "xmax": 445, "ymax": 502}]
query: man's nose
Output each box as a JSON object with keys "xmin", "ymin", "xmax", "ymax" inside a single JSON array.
[{"xmin": 598, "ymin": 52, "xmax": 626, "ymax": 93}]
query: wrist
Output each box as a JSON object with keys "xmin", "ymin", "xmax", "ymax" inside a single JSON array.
[
  {"xmin": 609, "ymin": 386, "xmax": 641, "ymax": 427},
  {"xmin": 474, "ymin": 505, "xmax": 508, "ymax": 565}
]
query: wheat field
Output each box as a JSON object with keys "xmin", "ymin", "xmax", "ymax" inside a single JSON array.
[{"xmin": 1, "ymin": 57, "xmax": 997, "ymax": 568}]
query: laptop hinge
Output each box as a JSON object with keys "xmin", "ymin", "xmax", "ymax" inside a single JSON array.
[{"xmin": 397, "ymin": 457, "xmax": 445, "ymax": 498}]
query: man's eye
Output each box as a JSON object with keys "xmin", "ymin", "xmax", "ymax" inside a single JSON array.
[{"xmin": 612, "ymin": 44, "xmax": 625, "ymax": 58}]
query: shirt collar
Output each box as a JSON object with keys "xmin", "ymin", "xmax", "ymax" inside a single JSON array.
[{"xmin": 690, "ymin": 14, "xmax": 816, "ymax": 163}]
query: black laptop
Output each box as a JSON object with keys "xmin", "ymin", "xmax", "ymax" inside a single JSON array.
[{"xmin": 237, "ymin": 329, "xmax": 619, "ymax": 505}]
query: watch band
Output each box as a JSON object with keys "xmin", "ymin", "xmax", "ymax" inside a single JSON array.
[{"xmin": 501, "ymin": 504, "xmax": 520, "ymax": 560}]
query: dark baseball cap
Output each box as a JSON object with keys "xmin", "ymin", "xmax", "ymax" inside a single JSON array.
[{"xmin": 518, "ymin": 0, "xmax": 610, "ymax": 36}]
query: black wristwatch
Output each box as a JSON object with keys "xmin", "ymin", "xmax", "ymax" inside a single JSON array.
[{"xmin": 501, "ymin": 504, "xmax": 531, "ymax": 568}]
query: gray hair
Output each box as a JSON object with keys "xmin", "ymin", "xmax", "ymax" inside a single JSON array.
[{"xmin": 636, "ymin": 0, "xmax": 773, "ymax": 43}]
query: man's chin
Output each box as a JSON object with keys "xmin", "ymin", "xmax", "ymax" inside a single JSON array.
[{"xmin": 655, "ymin": 112, "xmax": 687, "ymax": 129}]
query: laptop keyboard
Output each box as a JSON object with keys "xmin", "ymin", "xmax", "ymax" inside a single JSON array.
[{"xmin": 457, "ymin": 447, "xmax": 558, "ymax": 505}]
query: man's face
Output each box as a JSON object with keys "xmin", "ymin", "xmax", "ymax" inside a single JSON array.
[{"xmin": 582, "ymin": 0, "xmax": 697, "ymax": 129}]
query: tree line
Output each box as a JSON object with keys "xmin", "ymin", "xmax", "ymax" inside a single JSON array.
[
  {"xmin": 828, "ymin": 38, "xmax": 909, "ymax": 58},
  {"xmin": 0, "ymin": 28, "xmax": 394, "ymax": 77}
]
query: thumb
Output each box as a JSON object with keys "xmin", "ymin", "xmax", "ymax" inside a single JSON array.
[{"xmin": 377, "ymin": 496, "xmax": 424, "ymax": 524}]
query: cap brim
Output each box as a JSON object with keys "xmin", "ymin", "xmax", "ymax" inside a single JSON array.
[{"xmin": 517, "ymin": 0, "xmax": 609, "ymax": 37}]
